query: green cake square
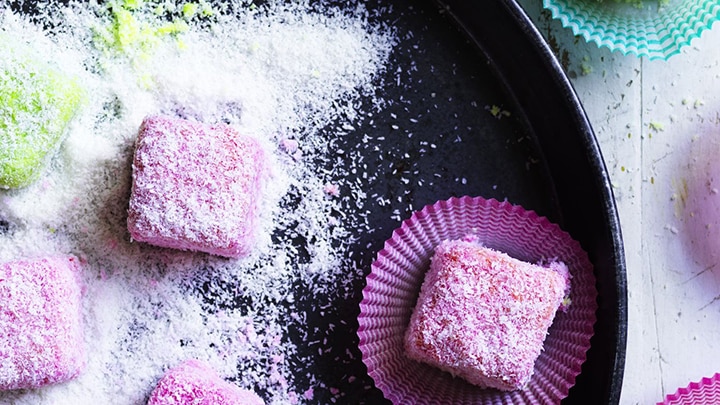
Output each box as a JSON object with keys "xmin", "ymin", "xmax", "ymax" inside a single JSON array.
[{"xmin": 0, "ymin": 38, "xmax": 84, "ymax": 189}]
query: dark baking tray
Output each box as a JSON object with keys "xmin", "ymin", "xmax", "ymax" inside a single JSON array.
[
  {"xmin": 435, "ymin": 1, "xmax": 628, "ymax": 403},
  {"xmin": 10, "ymin": 0, "xmax": 627, "ymax": 403},
  {"xmin": 319, "ymin": 0, "xmax": 628, "ymax": 403}
]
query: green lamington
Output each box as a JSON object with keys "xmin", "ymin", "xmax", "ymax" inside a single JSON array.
[{"xmin": 0, "ymin": 37, "xmax": 84, "ymax": 189}]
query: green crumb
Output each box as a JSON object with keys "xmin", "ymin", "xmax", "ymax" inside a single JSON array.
[
  {"xmin": 93, "ymin": 0, "xmax": 216, "ymax": 83},
  {"xmin": 155, "ymin": 20, "xmax": 190, "ymax": 37},
  {"xmin": 200, "ymin": 2, "xmax": 215, "ymax": 17},
  {"xmin": 580, "ymin": 56, "xmax": 593, "ymax": 76},
  {"xmin": 123, "ymin": 0, "xmax": 144, "ymax": 10},
  {"xmin": 649, "ymin": 121, "xmax": 664, "ymax": 132},
  {"xmin": 649, "ymin": 121, "xmax": 664, "ymax": 131},
  {"xmin": 0, "ymin": 38, "xmax": 84, "ymax": 188},
  {"xmin": 182, "ymin": 3, "xmax": 199, "ymax": 19},
  {"xmin": 488, "ymin": 105, "xmax": 511, "ymax": 119},
  {"xmin": 94, "ymin": 1, "xmax": 190, "ymax": 57}
]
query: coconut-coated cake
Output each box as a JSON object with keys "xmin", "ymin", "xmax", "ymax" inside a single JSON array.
[
  {"xmin": 404, "ymin": 238, "xmax": 569, "ymax": 391},
  {"xmin": 147, "ymin": 359, "xmax": 264, "ymax": 405},
  {"xmin": 0, "ymin": 256, "xmax": 85, "ymax": 391},
  {"xmin": 127, "ymin": 115, "xmax": 266, "ymax": 258}
]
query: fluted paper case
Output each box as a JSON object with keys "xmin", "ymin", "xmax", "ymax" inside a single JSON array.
[
  {"xmin": 543, "ymin": 0, "xmax": 720, "ymax": 60},
  {"xmin": 357, "ymin": 196, "xmax": 597, "ymax": 404}
]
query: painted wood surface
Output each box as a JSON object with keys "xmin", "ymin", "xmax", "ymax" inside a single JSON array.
[{"xmin": 515, "ymin": 1, "xmax": 720, "ymax": 403}]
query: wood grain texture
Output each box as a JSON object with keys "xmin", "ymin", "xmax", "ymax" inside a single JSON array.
[{"xmin": 516, "ymin": 1, "xmax": 720, "ymax": 403}]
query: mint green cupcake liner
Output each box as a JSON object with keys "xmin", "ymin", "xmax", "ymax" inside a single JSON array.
[{"xmin": 543, "ymin": 0, "xmax": 720, "ymax": 60}]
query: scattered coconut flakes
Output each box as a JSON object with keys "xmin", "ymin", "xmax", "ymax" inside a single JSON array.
[{"xmin": 0, "ymin": 1, "xmax": 395, "ymax": 404}]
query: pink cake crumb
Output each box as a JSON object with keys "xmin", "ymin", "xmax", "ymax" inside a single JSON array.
[
  {"xmin": 0, "ymin": 256, "xmax": 85, "ymax": 391},
  {"xmin": 147, "ymin": 359, "xmax": 264, "ymax": 405},
  {"xmin": 279, "ymin": 138, "xmax": 299, "ymax": 154},
  {"xmin": 127, "ymin": 115, "xmax": 266, "ymax": 258},
  {"xmin": 404, "ymin": 239, "xmax": 568, "ymax": 391},
  {"xmin": 323, "ymin": 183, "xmax": 340, "ymax": 197}
]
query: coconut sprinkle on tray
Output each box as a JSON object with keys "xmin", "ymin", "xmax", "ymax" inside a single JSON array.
[{"xmin": 0, "ymin": 1, "xmax": 395, "ymax": 403}]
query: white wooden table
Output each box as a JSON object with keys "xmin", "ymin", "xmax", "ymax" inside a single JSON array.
[{"xmin": 515, "ymin": 2, "xmax": 720, "ymax": 403}]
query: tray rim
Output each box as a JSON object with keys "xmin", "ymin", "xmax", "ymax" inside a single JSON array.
[{"xmin": 433, "ymin": 0, "xmax": 628, "ymax": 403}]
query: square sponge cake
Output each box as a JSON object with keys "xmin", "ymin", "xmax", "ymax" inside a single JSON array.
[
  {"xmin": 127, "ymin": 115, "xmax": 266, "ymax": 258},
  {"xmin": 0, "ymin": 256, "xmax": 85, "ymax": 390},
  {"xmin": 147, "ymin": 359, "xmax": 264, "ymax": 405},
  {"xmin": 404, "ymin": 239, "xmax": 569, "ymax": 391},
  {"xmin": 0, "ymin": 36, "xmax": 84, "ymax": 189}
]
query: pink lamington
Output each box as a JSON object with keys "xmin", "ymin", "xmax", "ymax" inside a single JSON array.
[
  {"xmin": 127, "ymin": 115, "xmax": 266, "ymax": 258},
  {"xmin": 147, "ymin": 359, "xmax": 264, "ymax": 405},
  {"xmin": 404, "ymin": 239, "xmax": 569, "ymax": 391},
  {"xmin": 0, "ymin": 256, "xmax": 85, "ymax": 391}
]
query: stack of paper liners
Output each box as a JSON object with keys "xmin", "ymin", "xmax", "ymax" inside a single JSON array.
[
  {"xmin": 660, "ymin": 373, "xmax": 720, "ymax": 404},
  {"xmin": 0, "ymin": 34, "xmax": 84, "ymax": 189},
  {"xmin": 543, "ymin": 0, "xmax": 720, "ymax": 60}
]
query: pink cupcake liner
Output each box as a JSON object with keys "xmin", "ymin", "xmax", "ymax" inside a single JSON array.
[
  {"xmin": 357, "ymin": 196, "xmax": 597, "ymax": 405},
  {"xmin": 659, "ymin": 373, "xmax": 720, "ymax": 405}
]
